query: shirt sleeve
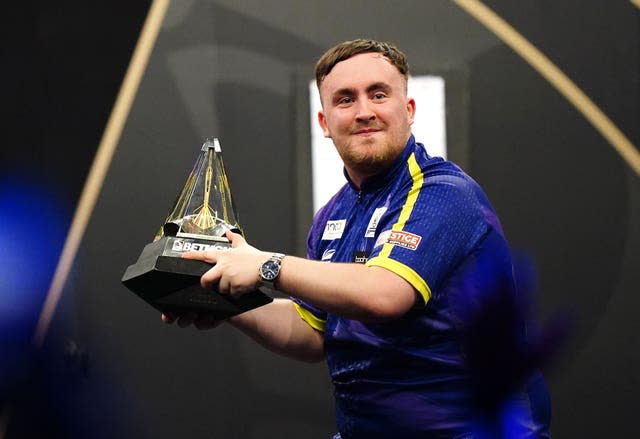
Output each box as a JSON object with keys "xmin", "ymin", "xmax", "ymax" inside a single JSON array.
[
  {"xmin": 291, "ymin": 298, "xmax": 327, "ymax": 332},
  {"xmin": 366, "ymin": 172, "xmax": 490, "ymax": 304},
  {"xmin": 288, "ymin": 200, "xmax": 333, "ymax": 332}
]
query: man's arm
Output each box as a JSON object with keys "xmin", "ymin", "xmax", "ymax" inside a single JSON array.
[
  {"xmin": 185, "ymin": 231, "xmax": 418, "ymax": 322},
  {"xmin": 229, "ymin": 298, "xmax": 325, "ymax": 362},
  {"xmin": 276, "ymin": 255, "xmax": 417, "ymax": 321},
  {"xmin": 163, "ymin": 298, "xmax": 325, "ymax": 362}
]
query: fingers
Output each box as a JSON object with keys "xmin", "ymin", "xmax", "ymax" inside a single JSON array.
[
  {"xmin": 226, "ymin": 230, "xmax": 246, "ymax": 247},
  {"xmin": 182, "ymin": 231, "xmax": 246, "ymax": 261},
  {"xmin": 217, "ymin": 276, "xmax": 230, "ymax": 295},
  {"xmin": 203, "ymin": 266, "xmax": 253, "ymax": 298},
  {"xmin": 161, "ymin": 312, "xmax": 222, "ymax": 330},
  {"xmin": 212, "ymin": 274, "xmax": 249, "ymax": 298},
  {"xmin": 182, "ymin": 231, "xmax": 263, "ymax": 295},
  {"xmin": 177, "ymin": 312, "xmax": 197, "ymax": 328},
  {"xmin": 162, "ymin": 312, "xmax": 176, "ymax": 324},
  {"xmin": 182, "ymin": 250, "xmax": 218, "ymax": 263},
  {"xmin": 193, "ymin": 314, "xmax": 223, "ymax": 330},
  {"xmin": 182, "ymin": 231, "xmax": 250, "ymax": 263},
  {"xmin": 228, "ymin": 285, "xmax": 249, "ymax": 299},
  {"xmin": 201, "ymin": 264, "xmax": 222, "ymax": 289}
]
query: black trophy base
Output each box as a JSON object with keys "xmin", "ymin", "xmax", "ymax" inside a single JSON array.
[{"xmin": 122, "ymin": 237, "xmax": 273, "ymax": 319}]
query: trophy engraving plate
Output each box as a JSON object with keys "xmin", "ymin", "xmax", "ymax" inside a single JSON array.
[{"xmin": 122, "ymin": 138, "xmax": 273, "ymax": 318}]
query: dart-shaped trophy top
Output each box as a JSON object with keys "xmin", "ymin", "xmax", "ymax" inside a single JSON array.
[{"xmin": 156, "ymin": 138, "xmax": 242, "ymax": 242}]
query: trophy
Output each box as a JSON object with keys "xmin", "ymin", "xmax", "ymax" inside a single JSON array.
[{"xmin": 122, "ymin": 138, "xmax": 273, "ymax": 318}]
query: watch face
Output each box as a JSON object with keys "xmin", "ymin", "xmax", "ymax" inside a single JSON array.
[{"xmin": 261, "ymin": 260, "xmax": 280, "ymax": 281}]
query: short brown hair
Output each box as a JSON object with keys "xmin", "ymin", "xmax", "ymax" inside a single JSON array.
[{"xmin": 315, "ymin": 39, "xmax": 410, "ymax": 88}]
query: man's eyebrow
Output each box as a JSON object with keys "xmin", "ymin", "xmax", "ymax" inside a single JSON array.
[
  {"xmin": 366, "ymin": 82, "xmax": 391, "ymax": 93},
  {"xmin": 331, "ymin": 83, "xmax": 392, "ymax": 99},
  {"xmin": 332, "ymin": 87, "xmax": 355, "ymax": 97}
]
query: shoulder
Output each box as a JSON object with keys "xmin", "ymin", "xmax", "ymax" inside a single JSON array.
[
  {"xmin": 401, "ymin": 147, "xmax": 482, "ymax": 206},
  {"xmin": 405, "ymin": 147, "xmax": 502, "ymax": 232},
  {"xmin": 402, "ymin": 143, "xmax": 471, "ymax": 189}
]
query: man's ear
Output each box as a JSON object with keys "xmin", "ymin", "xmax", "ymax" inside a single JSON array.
[
  {"xmin": 407, "ymin": 98, "xmax": 416, "ymax": 126},
  {"xmin": 318, "ymin": 111, "xmax": 331, "ymax": 138}
]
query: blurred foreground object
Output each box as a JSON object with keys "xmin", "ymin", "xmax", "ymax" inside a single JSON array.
[{"xmin": 462, "ymin": 253, "xmax": 571, "ymax": 439}]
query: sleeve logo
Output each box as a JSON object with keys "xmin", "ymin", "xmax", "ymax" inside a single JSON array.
[{"xmin": 386, "ymin": 230, "xmax": 422, "ymax": 251}]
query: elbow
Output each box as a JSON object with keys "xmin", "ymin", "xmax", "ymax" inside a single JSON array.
[
  {"xmin": 283, "ymin": 345, "xmax": 325, "ymax": 363},
  {"xmin": 295, "ymin": 350, "xmax": 326, "ymax": 363},
  {"xmin": 358, "ymin": 267, "xmax": 418, "ymax": 322},
  {"xmin": 360, "ymin": 297, "xmax": 411, "ymax": 322}
]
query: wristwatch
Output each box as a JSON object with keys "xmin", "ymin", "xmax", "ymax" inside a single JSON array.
[{"xmin": 258, "ymin": 253, "xmax": 285, "ymax": 293}]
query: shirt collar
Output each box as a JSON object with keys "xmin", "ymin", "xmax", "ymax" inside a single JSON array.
[{"xmin": 343, "ymin": 135, "xmax": 416, "ymax": 192}]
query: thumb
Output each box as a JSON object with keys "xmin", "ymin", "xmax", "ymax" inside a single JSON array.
[{"xmin": 226, "ymin": 230, "xmax": 246, "ymax": 247}]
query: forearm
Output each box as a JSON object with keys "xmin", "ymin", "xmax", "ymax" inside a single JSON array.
[
  {"xmin": 183, "ymin": 231, "xmax": 417, "ymax": 324},
  {"xmin": 229, "ymin": 298, "xmax": 325, "ymax": 363},
  {"xmin": 276, "ymin": 256, "xmax": 416, "ymax": 321}
]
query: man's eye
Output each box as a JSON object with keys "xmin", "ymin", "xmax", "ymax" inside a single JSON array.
[
  {"xmin": 373, "ymin": 93, "xmax": 386, "ymax": 100},
  {"xmin": 338, "ymin": 97, "xmax": 353, "ymax": 105}
]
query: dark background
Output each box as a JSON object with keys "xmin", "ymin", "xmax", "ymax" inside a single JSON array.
[{"xmin": 1, "ymin": 1, "xmax": 638, "ymax": 437}]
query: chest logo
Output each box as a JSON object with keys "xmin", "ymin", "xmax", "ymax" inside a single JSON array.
[
  {"xmin": 321, "ymin": 248, "xmax": 336, "ymax": 261},
  {"xmin": 352, "ymin": 251, "xmax": 370, "ymax": 264},
  {"xmin": 322, "ymin": 219, "xmax": 346, "ymax": 240},
  {"xmin": 365, "ymin": 207, "xmax": 387, "ymax": 238}
]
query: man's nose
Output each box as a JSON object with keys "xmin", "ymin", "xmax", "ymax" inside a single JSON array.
[{"xmin": 355, "ymin": 99, "xmax": 375, "ymax": 122}]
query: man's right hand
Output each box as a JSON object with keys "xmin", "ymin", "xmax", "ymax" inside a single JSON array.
[{"xmin": 161, "ymin": 312, "xmax": 224, "ymax": 330}]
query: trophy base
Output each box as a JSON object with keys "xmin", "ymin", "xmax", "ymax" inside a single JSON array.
[{"xmin": 122, "ymin": 237, "xmax": 273, "ymax": 319}]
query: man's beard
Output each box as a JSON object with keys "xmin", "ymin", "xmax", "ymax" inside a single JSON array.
[{"xmin": 338, "ymin": 140, "xmax": 399, "ymax": 178}]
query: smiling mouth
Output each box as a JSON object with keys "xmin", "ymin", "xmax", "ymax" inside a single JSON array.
[{"xmin": 353, "ymin": 129, "xmax": 381, "ymax": 135}]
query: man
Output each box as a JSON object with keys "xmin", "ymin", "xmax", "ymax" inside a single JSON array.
[{"xmin": 165, "ymin": 39, "xmax": 551, "ymax": 438}]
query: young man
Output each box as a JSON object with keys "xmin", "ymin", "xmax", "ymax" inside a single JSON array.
[{"xmin": 166, "ymin": 39, "xmax": 551, "ymax": 438}]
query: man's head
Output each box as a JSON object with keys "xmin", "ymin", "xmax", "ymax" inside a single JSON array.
[
  {"xmin": 315, "ymin": 39, "xmax": 415, "ymax": 186},
  {"xmin": 315, "ymin": 39, "xmax": 410, "ymax": 92}
]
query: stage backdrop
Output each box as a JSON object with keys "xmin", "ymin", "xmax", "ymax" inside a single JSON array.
[{"xmin": 2, "ymin": 1, "xmax": 638, "ymax": 438}]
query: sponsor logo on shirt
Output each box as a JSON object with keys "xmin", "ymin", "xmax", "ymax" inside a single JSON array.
[
  {"xmin": 321, "ymin": 248, "xmax": 336, "ymax": 261},
  {"xmin": 322, "ymin": 219, "xmax": 346, "ymax": 240},
  {"xmin": 385, "ymin": 230, "xmax": 422, "ymax": 251},
  {"xmin": 374, "ymin": 229, "xmax": 391, "ymax": 248},
  {"xmin": 375, "ymin": 230, "xmax": 422, "ymax": 250},
  {"xmin": 352, "ymin": 251, "xmax": 370, "ymax": 264},
  {"xmin": 365, "ymin": 207, "xmax": 387, "ymax": 238}
]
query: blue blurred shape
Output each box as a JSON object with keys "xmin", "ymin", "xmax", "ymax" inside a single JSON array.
[{"xmin": 0, "ymin": 172, "xmax": 70, "ymax": 394}]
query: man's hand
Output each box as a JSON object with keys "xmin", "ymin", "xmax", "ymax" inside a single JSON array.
[
  {"xmin": 182, "ymin": 230, "xmax": 271, "ymax": 298},
  {"xmin": 161, "ymin": 312, "xmax": 224, "ymax": 330},
  {"xmin": 161, "ymin": 231, "xmax": 272, "ymax": 329}
]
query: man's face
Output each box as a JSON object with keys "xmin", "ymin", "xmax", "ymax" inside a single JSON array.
[{"xmin": 318, "ymin": 52, "xmax": 415, "ymax": 185}]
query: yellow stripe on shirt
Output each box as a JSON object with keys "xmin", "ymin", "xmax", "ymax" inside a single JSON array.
[
  {"xmin": 373, "ymin": 152, "xmax": 431, "ymax": 304},
  {"xmin": 366, "ymin": 256, "xmax": 432, "ymax": 304},
  {"xmin": 293, "ymin": 302, "xmax": 326, "ymax": 332},
  {"xmin": 379, "ymin": 153, "xmax": 424, "ymax": 259}
]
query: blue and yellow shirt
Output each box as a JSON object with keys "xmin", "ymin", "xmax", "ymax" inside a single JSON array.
[{"xmin": 294, "ymin": 136, "xmax": 550, "ymax": 438}]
